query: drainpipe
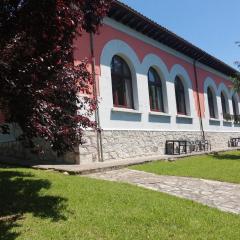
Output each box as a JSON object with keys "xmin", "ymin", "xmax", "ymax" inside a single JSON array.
[
  {"xmin": 90, "ymin": 32, "xmax": 104, "ymax": 162},
  {"xmin": 193, "ymin": 57, "xmax": 205, "ymax": 140}
]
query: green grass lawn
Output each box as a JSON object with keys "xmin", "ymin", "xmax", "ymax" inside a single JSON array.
[
  {"xmin": 0, "ymin": 165, "xmax": 240, "ymax": 240},
  {"xmin": 131, "ymin": 151, "xmax": 240, "ymax": 184}
]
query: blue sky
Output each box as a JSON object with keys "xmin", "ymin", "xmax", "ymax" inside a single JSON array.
[{"xmin": 120, "ymin": 0, "xmax": 240, "ymax": 70}]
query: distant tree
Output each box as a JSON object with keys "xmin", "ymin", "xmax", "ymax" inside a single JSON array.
[
  {"xmin": 0, "ymin": 0, "xmax": 111, "ymax": 155},
  {"xmin": 231, "ymin": 42, "xmax": 240, "ymax": 91}
]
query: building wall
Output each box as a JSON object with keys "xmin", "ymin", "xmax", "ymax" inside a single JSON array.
[
  {"xmin": 1, "ymin": 16, "xmax": 239, "ymax": 165},
  {"xmin": 74, "ymin": 17, "xmax": 240, "ymax": 133},
  {"xmin": 74, "ymin": 17, "xmax": 240, "ymax": 165},
  {"xmin": 78, "ymin": 130, "xmax": 239, "ymax": 164}
]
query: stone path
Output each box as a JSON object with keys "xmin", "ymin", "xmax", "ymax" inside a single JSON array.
[{"xmin": 88, "ymin": 169, "xmax": 240, "ymax": 215}]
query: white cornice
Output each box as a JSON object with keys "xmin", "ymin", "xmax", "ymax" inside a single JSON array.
[{"xmin": 103, "ymin": 17, "xmax": 231, "ymax": 81}]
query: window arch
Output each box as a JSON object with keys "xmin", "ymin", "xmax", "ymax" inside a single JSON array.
[
  {"xmin": 175, "ymin": 76, "xmax": 186, "ymax": 115},
  {"xmin": 221, "ymin": 92, "xmax": 228, "ymax": 118},
  {"xmin": 207, "ymin": 87, "xmax": 216, "ymax": 118},
  {"xmin": 148, "ymin": 67, "xmax": 164, "ymax": 112},
  {"xmin": 111, "ymin": 55, "xmax": 134, "ymax": 108}
]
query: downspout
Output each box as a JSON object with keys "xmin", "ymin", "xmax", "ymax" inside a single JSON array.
[
  {"xmin": 90, "ymin": 32, "xmax": 104, "ymax": 162},
  {"xmin": 193, "ymin": 58, "xmax": 205, "ymax": 140}
]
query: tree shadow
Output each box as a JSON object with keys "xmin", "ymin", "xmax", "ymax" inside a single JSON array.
[
  {"xmin": 211, "ymin": 152, "xmax": 240, "ymax": 161},
  {"xmin": 0, "ymin": 166, "xmax": 67, "ymax": 240}
]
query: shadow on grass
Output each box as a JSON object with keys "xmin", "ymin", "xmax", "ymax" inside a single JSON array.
[
  {"xmin": 0, "ymin": 166, "xmax": 67, "ymax": 240},
  {"xmin": 211, "ymin": 152, "xmax": 240, "ymax": 161}
]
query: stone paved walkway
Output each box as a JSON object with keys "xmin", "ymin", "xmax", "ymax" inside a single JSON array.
[{"xmin": 88, "ymin": 169, "xmax": 240, "ymax": 215}]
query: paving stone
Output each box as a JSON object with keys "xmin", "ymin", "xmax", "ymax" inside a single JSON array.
[{"xmin": 88, "ymin": 169, "xmax": 240, "ymax": 215}]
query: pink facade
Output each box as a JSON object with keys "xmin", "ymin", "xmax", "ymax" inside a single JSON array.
[
  {"xmin": 1, "ymin": 2, "xmax": 240, "ymax": 165},
  {"xmin": 74, "ymin": 23, "xmax": 234, "ymax": 119},
  {"xmin": 71, "ymin": 13, "xmax": 240, "ymax": 165}
]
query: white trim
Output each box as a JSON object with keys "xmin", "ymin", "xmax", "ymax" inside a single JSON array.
[
  {"xmin": 209, "ymin": 118, "xmax": 220, "ymax": 122},
  {"xmin": 176, "ymin": 114, "xmax": 193, "ymax": 119},
  {"xmin": 203, "ymin": 77, "xmax": 219, "ymax": 119},
  {"xmin": 101, "ymin": 128, "xmax": 202, "ymax": 132},
  {"xmin": 98, "ymin": 38, "xmax": 240, "ymax": 132},
  {"xmin": 149, "ymin": 111, "xmax": 171, "ymax": 117},
  {"xmin": 103, "ymin": 17, "xmax": 232, "ymax": 81},
  {"xmin": 230, "ymin": 92, "xmax": 240, "ymax": 115},
  {"xmin": 111, "ymin": 107, "xmax": 142, "ymax": 114},
  {"xmin": 217, "ymin": 83, "xmax": 231, "ymax": 98},
  {"xmin": 100, "ymin": 128, "xmax": 240, "ymax": 133},
  {"xmin": 170, "ymin": 64, "xmax": 196, "ymax": 118},
  {"xmin": 142, "ymin": 54, "xmax": 169, "ymax": 113},
  {"xmin": 223, "ymin": 120, "xmax": 232, "ymax": 124}
]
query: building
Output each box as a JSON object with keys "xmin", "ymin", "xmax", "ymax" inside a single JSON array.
[{"xmin": 1, "ymin": 1, "xmax": 239, "ymax": 164}]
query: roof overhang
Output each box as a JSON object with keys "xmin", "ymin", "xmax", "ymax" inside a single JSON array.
[{"xmin": 108, "ymin": 0, "xmax": 238, "ymax": 77}]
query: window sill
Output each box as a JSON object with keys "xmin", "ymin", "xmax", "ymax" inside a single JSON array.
[
  {"xmin": 111, "ymin": 107, "xmax": 142, "ymax": 114},
  {"xmin": 209, "ymin": 118, "xmax": 220, "ymax": 122},
  {"xmin": 176, "ymin": 114, "xmax": 193, "ymax": 119},
  {"xmin": 149, "ymin": 111, "xmax": 171, "ymax": 117},
  {"xmin": 223, "ymin": 120, "xmax": 232, "ymax": 123}
]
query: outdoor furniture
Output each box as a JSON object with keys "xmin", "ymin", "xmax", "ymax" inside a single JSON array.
[
  {"xmin": 165, "ymin": 140, "xmax": 193, "ymax": 155},
  {"xmin": 165, "ymin": 139, "xmax": 211, "ymax": 155},
  {"xmin": 195, "ymin": 139, "xmax": 211, "ymax": 152},
  {"xmin": 201, "ymin": 139, "xmax": 211, "ymax": 151},
  {"xmin": 229, "ymin": 137, "xmax": 240, "ymax": 147}
]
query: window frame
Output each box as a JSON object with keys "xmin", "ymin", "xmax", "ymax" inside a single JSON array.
[
  {"xmin": 148, "ymin": 67, "xmax": 164, "ymax": 112},
  {"xmin": 207, "ymin": 87, "xmax": 216, "ymax": 119},
  {"xmin": 111, "ymin": 55, "xmax": 134, "ymax": 109},
  {"xmin": 220, "ymin": 92, "xmax": 228, "ymax": 119},
  {"xmin": 175, "ymin": 76, "xmax": 187, "ymax": 115},
  {"xmin": 232, "ymin": 95, "xmax": 239, "ymax": 122}
]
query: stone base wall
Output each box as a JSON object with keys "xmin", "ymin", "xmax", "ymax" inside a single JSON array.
[
  {"xmin": 79, "ymin": 130, "xmax": 240, "ymax": 165},
  {"xmin": 204, "ymin": 132, "xmax": 236, "ymax": 150},
  {"xmin": 1, "ymin": 130, "xmax": 240, "ymax": 165}
]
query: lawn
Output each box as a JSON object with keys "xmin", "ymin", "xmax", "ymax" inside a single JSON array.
[
  {"xmin": 0, "ymin": 165, "xmax": 240, "ymax": 240},
  {"xmin": 131, "ymin": 151, "xmax": 240, "ymax": 184}
]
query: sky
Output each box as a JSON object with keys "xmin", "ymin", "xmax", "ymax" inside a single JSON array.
[{"xmin": 120, "ymin": 0, "xmax": 240, "ymax": 70}]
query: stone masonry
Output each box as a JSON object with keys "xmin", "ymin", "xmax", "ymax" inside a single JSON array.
[
  {"xmin": 1, "ymin": 130, "xmax": 240, "ymax": 165},
  {"xmin": 78, "ymin": 130, "xmax": 240, "ymax": 165}
]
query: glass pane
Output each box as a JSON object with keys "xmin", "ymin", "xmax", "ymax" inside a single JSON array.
[
  {"xmin": 123, "ymin": 63, "xmax": 131, "ymax": 77},
  {"xmin": 207, "ymin": 88, "xmax": 215, "ymax": 118},
  {"xmin": 125, "ymin": 78, "xmax": 133, "ymax": 108},
  {"xmin": 151, "ymin": 85, "xmax": 156, "ymax": 110},
  {"xmin": 175, "ymin": 77, "xmax": 186, "ymax": 114},
  {"xmin": 112, "ymin": 57, "xmax": 122, "ymax": 75},
  {"xmin": 111, "ymin": 55, "xmax": 134, "ymax": 108},
  {"xmin": 156, "ymin": 86, "xmax": 164, "ymax": 112},
  {"xmin": 112, "ymin": 77, "xmax": 125, "ymax": 106},
  {"xmin": 232, "ymin": 97, "xmax": 237, "ymax": 116},
  {"xmin": 153, "ymin": 71, "xmax": 161, "ymax": 84},
  {"xmin": 221, "ymin": 93, "xmax": 227, "ymax": 116},
  {"xmin": 179, "ymin": 94, "xmax": 186, "ymax": 114},
  {"xmin": 148, "ymin": 70, "xmax": 155, "ymax": 83},
  {"xmin": 148, "ymin": 68, "xmax": 164, "ymax": 111},
  {"xmin": 149, "ymin": 85, "xmax": 154, "ymax": 109}
]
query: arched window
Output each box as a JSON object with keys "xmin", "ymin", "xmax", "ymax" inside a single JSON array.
[
  {"xmin": 232, "ymin": 96, "xmax": 237, "ymax": 117},
  {"xmin": 175, "ymin": 76, "xmax": 186, "ymax": 115},
  {"xmin": 232, "ymin": 96, "xmax": 238, "ymax": 120},
  {"xmin": 207, "ymin": 87, "xmax": 216, "ymax": 118},
  {"xmin": 148, "ymin": 67, "xmax": 164, "ymax": 112},
  {"xmin": 111, "ymin": 55, "xmax": 134, "ymax": 108},
  {"xmin": 221, "ymin": 92, "xmax": 228, "ymax": 118}
]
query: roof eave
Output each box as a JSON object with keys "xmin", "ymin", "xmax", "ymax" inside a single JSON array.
[{"xmin": 108, "ymin": 0, "xmax": 238, "ymax": 77}]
